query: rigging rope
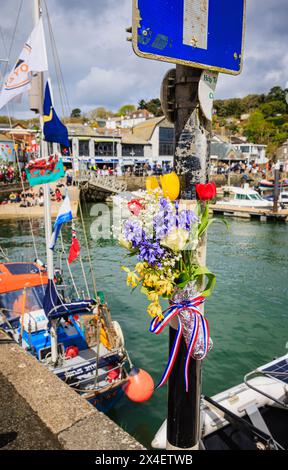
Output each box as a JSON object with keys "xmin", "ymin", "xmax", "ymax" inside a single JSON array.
[
  {"xmin": 43, "ymin": 0, "xmax": 71, "ymax": 118},
  {"xmin": 42, "ymin": 0, "xmax": 98, "ymax": 300},
  {"xmin": 60, "ymin": 231, "xmax": 79, "ymax": 298}
]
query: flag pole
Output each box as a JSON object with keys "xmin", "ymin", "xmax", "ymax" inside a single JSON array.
[{"xmin": 33, "ymin": 0, "xmax": 58, "ymax": 365}]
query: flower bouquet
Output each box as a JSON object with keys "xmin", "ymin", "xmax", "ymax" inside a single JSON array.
[{"xmin": 118, "ymin": 174, "xmax": 217, "ymax": 390}]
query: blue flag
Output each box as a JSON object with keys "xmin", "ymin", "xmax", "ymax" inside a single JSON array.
[{"xmin": 43, "ymin": 82, "xmax": 70, "ymax": 148}]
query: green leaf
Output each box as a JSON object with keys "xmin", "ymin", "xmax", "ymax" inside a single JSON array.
[
  {"xmin": 175, "ymin": 271, "xmax": 191, "ymax": 289},
  {"xmin": 193, "ymin": 266, "xmax": 216, "ymax": 298},
  {"xmin": 198, "ymin": 202, "xmax": 210, "ymax": 238},
  {"xmin": 125, "ymin": 249, "xmax": 138, "ymax": 258}
]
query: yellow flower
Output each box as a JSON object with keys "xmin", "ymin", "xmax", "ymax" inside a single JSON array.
[
  {"xmin": 143, "ymin": 273, "xmax": 159, "ymax": 288},
  {"xmin": 147, "ymin": 291, "xmax": 159, "ymax": 302},
  {"xmin": 160, "ymin": 172, "xmax": 180, "ymax": 201},
  {"xmin": 147, "ymin": 302, "xmax": 163, "ymax": 320},
  {"xmin": 135, "ymin": 262, "xmax": 146, "ymax": 276},
  {"xmin": 127, "ymin": 271, "xmax": 140, "ymax": 288},
  {"xmin": 161, "ymin": 228, "xmax": 189, "ymax": 252},
  {"xmin": 119, "ymin": 236, "xmax": 132, "ymax": 250},
  {"xmin": 122, "ymin": 267, "xmax": 140, "ymax": 288},
  {"xmin": 155, "ymin": 280, "xmax": 174, "ymax": 296},
  {"xmin": 146, "ymin": 176, "xmax": 159, "ymax": 191}
]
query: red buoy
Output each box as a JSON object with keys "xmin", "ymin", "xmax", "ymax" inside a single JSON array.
[{"xmin": 124, "ymin": 367, "xmax": 154, "ymax": 403}]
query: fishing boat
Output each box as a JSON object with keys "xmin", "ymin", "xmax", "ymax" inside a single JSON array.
[
  {"xmin": 0, "ymin": 259, "xmax": 131, "ymax": 412},
  {"xmin": 152, "ymin": 353, "xmax": 288, "ymax": 450},
  {"xmin": 0, "ymin": 0, "xmax": 144, "ymax": 413}
]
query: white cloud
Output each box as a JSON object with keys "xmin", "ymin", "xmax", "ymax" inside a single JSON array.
[
  {"xmin": 0, "ymin": 0, "xmax": 287, "ymax": 117},
  {"xmin": 76, "ymin": 66, "xmax": 140, "ymax": 108}
]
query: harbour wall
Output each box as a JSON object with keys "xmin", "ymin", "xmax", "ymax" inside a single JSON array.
[{"xmin": 0, "ymin": 340, "xmax": 145, "ymax": 450}]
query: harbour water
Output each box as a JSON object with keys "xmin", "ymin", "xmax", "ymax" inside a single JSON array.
[{"xmin": 0, "ymin": 207, "xmax": 287, "ymax": 448}]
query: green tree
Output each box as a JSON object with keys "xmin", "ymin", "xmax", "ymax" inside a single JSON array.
[
  {"xmin": 241, "ymin": 94, "xmax": 265, "ymax": 110},
  {"xmin": 118, "ymin": 104, "xmax": 136, "ymax": 116},
  {"xmin": 145, "ymin": 98, "xmax": 163, "ymax": 116},
  {"xmin": 138, "ymin": 99, "xmax": 147, "ymax": 110},
  {"xmin": 260, "ymin": 100, "xmax": 287, "ymax": 118},
  {"xmin": 244, "ymin": 111, "xmax": 271, "ymax": 142},
  {"xmin": 88, "ymin": 107, "xmax": 113, "ymax": 120},
  {"xmin": 265, "ymin": 86, "xmax": 286, "ymax": 103},
  {"xmin": 70, "ymin": 108, "xmax": 82, "ymax": 118}
]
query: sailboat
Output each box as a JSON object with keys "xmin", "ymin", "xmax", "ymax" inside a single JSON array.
[{"xmin": 0, "ymin": 0, "xmax": 136, "ymax": 413}]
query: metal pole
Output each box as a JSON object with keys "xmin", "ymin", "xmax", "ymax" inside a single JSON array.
[
  {"xmin": 167, "ymin": 65, "xmax": 211, "ymax": 450},
  {"xmin": 273, "ymin": 167, "xmax": 280, "ymax": 213},
  {"xmin": 34, "ymin": 0, "xmax": 58, "ymax": 364}
]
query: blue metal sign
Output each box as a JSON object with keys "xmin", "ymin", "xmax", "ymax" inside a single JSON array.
[{"xmin": 132, "ymin": 0, "xmax": 246, "ymax": 75}]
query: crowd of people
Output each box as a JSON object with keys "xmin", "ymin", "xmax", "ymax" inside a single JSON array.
[
  {"xmin": 89, "ymin": 162, "xmax": 173, "ymax": 177},
  {"xmin": 1, "ymin": 186, "xmax": 64, "ymax": 207},
  {"xmin": 212, "ymin": 161, "xmax": 273, "ymax": 178}
]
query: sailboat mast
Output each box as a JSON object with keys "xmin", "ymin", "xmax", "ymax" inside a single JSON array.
[
  {"xmin": 33, "ymin": 0, "xmax": 58, "ymax": 365},
  {"xmin": 33, "ymin": 0, "xmax": 53, "ymax": 281}
]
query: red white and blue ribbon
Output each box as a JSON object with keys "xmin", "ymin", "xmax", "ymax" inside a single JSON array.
[{"xmin": 149, "ymin": 296, "xmax": 210, "ymax": 392}]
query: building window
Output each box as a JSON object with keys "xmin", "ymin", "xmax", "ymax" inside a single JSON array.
[
  {"xmin": 79, "ymin": 140, "xmax": 90, "ymax": 156},
  {"xmin": 122, "ymin": 144, "xmax": 144, "ymax": 157},
  {"xmin": 95, "ymin": 142, "xmax": 116, "ymax": 157},
  {"xmin": 240, "ymin": 146, "xmax": 250, "ymax": 153},
  {"xmin": 159, "ymin": 127, "xmax": 174, "ymax": 156}
]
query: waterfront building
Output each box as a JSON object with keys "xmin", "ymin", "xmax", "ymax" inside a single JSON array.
[
  {"xmin": 106, "ymin": 109, "xmax": 154, "ymax": 130},
  {"xmin": 65, "ymin": 117, "xmax": 174, "ymax": 171},
  {"xmin": 277, "ymin": 139, "xmax": 288, "ymax": 172},
  {"xmin": 231, "ymin": 136, "xmax": 267, "ymax": 165}
]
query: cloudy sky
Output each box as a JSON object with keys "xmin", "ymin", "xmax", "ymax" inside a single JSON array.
[{"xmin": 0, "ymin": 0, "xmax": 287, "ymax": 118}]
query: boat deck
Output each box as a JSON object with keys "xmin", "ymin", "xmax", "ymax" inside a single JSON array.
[{"xmin": 210, "ymin": 204, "xmax": 288, "ymax": 222}]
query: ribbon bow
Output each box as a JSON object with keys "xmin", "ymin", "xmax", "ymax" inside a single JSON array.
[{"xmin": 149, "ymin": 296, "xmax": 210, "ymax": 392}]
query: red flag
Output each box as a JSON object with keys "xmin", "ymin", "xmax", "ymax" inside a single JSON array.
[{"xmin": 68, "ymin": 230, "xmax": 80, "ymax": 264}]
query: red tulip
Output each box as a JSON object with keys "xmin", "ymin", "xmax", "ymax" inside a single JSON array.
[{"xmin": 195, "ymin": 182, "xmax": 217, "ymax": 201}]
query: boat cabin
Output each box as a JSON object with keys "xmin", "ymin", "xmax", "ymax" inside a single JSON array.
[
  {"xmin": 0, "ymin": 262, "xmax": 48, "ymax": 326},
  {"xmin": 231, "ymin": 187, "xmax": 265, "ymax": 202}
]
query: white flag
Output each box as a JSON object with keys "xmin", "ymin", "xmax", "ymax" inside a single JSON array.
[{"xmin": 0, "ymin": 18, "xmax": 48, "ymax": 110}]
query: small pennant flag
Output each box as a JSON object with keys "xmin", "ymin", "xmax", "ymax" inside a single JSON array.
[
  {"xmin": 68, "ymin": 230, "xmax": 80, "ymax": 264},
  {"xmin": 50, "ymin": 193, "xmax": 72, "ymax": 250}
]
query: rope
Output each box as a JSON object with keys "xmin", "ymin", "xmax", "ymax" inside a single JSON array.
[
  {"xmin": 78, "ymin": 199, "xmax": 98, "ymax": 299},
  {"xmin": 43, "ymin": 0, "xmax": 71, "ymax": 118},
  {"xmin": 0, "ymin": 0, "xmax": 24, "ymax": 77},
  {"xmin": 79, "ymin": 255, "xmax": 90, "ymax": 298}
]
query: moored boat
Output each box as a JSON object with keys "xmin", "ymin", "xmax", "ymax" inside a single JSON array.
[
  {"xmin": 216, "ymin": 185, "xmax": 273, "ymax": 209},
  {"xmin": 0, "ymin": 261, "xmax": 130, "ymax": 412},
  {"xmin": 152, "ymin": 353, "xmax": 288, "ymax": 450}
]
